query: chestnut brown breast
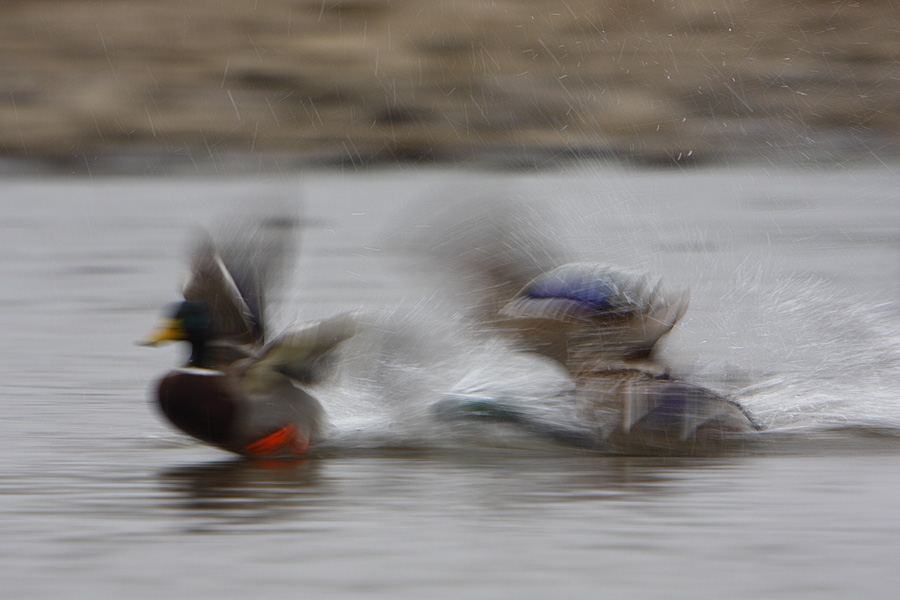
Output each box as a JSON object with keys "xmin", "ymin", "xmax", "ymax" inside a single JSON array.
[{"xmin": 156, "ymin": 370, "xmax": 238, "ymax": 446}]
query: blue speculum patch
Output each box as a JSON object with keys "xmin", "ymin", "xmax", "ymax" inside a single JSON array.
[{"xmin": 524, "ymin": 269, "xmax": 625, "ymax": 314}]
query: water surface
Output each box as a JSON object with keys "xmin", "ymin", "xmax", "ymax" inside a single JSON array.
[{"xmin": 2, "ymin": 165, "xmax": 900, "ymax": 598}]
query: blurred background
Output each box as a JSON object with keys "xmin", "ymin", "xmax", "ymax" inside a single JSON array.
[{"xmin": 1, "ymin": 0, "xmax": 898, "ymax": 172}]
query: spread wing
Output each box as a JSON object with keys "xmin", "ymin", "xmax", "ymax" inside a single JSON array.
[
  {"xmin": 182, "ymin": 208, "xmax": 299, "ymax": 346},
  {"xmin": 498, "ymin": 263, "xmax": 689, "ymax": 373},
  {"xmin": 405, "ymin": 195, "xmax": 687, "ymax": 374},
  {"xmin": 183, "ymin": 232, "xmax": 260, "ymax": 345},
  {"xmin": 403, "ymin": 193, "xmax": 568, "ymax": 326},
  {"xmin": 244, "ymin": 312, "xmax": 361, "ymax": 390}
]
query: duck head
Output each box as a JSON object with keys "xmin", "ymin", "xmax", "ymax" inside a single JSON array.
[{"xmin": 143, "ymin": 301, "xmax": 217, "ymax": 368}]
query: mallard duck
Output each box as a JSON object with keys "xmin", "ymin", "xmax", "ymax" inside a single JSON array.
[
  {"xmin": 143, "ymin": 216, "xmax": 358, "ymax": 457},
  {"xmin": 496, "ymin": 263, "xmax": 758, "ymax": 444},
  {"xmin": 414, "ymin": 197, "xmax": 758, "ymax": 447}
]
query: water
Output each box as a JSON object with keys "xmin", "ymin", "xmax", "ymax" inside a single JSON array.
[{"xmin": 2, "ymin": 164, "xmax": 900, "ymax": 598}]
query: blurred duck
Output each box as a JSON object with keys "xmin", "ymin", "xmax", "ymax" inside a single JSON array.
[
  {"xmin": 496, "ymin": 263, "xmax": 757, "ymax": 445},
  {"xmin": 414, "ymin": 195, "xmax": 758, "ymax": 448},
  {"xmin": 143, "ymin": 214, "xmax": 358, "ymax": 457}
]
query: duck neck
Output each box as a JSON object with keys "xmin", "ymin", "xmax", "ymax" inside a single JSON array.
[{"xmin": 187, "ymin": 336, "xmax": 211, "ymax": 369}]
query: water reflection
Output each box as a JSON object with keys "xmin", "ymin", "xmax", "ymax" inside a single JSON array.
[
  {"xmin": 158, "ymin": 458, "xmax": 324, "ymax": 529},
  {"xmin": 156, "ymin": 452, "xmax": 746, "ymax": 522}
]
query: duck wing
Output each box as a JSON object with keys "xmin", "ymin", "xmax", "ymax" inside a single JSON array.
[
  {"xmin": 183, "ymin": 210, "xmax": 299, "ymax": 346},
  {"xmin": 498, "ymin": 263, "xmax": 689, "ymax": 374},
  {"xmin": 183, "ymin": 233, "xmax": 260, "ymax": 345},
  {"xmin": 242, "ymin": 312, "xmax": 361, "ymax": 393},
  {"xmin": 404, "ymin": 195, "xmax": 688, "ymax": 374},
  {"xmin": 404, "ymin": 193, "xmax": 568, "ymax": 325}
]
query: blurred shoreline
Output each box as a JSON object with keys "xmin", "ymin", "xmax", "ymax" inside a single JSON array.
[
  {"xmin": 2, "ymin": 136, "xmax": 899, "ymax": 178},
  {"xmin": 1, "ymin": 0, "xmax": 898, "ymax": 173}
]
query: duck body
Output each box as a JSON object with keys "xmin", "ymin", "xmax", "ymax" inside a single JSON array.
[
  {"xmin": 574, "ymin": 370, "xmax": 758, "ymax": 453},
  {"xmin": 499, "ymin": 263, "xmax": 760, "ymax": 444},
  {"xmin": 145, "ymin": 213, "xmax": 355, "ymax": 458},
  {"xmin": 156, "ymin": 367, "xmax": 324, "ymax": 457}
]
